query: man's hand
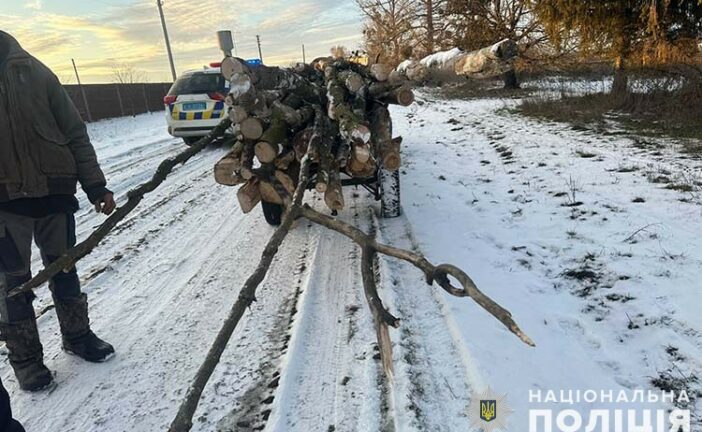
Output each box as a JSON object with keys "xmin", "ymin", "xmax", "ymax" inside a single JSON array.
[{"xmin": 94, "ymin": 192, "xmax": 116, "ymax": 215}]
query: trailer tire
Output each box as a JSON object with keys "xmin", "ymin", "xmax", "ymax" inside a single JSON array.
[
  {"xmin": 261, "ymin": 201, "xmax": 284, "ymax": 226},
  {"xmin": 379, "ymin": 169, "xmax": 401, "ymax": 218}
]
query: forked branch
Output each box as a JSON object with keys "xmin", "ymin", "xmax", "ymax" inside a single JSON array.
[
  {"xmin": 298, "ymin": 205, "xmax": 535, "ymax": 349},
  {"xmin": 169, "ymin": 105, "xmax": 534, "ymax": 430}
]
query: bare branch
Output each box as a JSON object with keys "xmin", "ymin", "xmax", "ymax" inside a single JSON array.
[{"xmin": 298, "ymin": 205, "xmax": 535, "ymax": 347}]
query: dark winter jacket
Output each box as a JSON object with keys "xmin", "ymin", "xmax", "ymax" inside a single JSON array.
[
  {"xmin": 0, "ymin": 31, "xmax": 107, "ymax": 205},
  {"xmin": 0, "ymin": 378, "xmax": 25, "ymax": 432}
]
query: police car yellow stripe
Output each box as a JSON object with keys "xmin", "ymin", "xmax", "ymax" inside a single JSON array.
[{"xmin": 170, "ymin": 103, "xmax": 224, "ymax": 121}]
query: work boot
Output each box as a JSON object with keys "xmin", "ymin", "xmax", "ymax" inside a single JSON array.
[
  {"xmin": 0, "ymin": 320, "xmax": 54, "ymax": 392},
  {"xmin": 54, "ymin": 294, "xmax": 114, "ymax": 362}
]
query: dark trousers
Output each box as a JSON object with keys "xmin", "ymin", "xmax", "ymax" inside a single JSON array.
[
  {"xmin": 0, "ymin": 377, "xmax": 25, "ymax": 432},
  {"xmin": 0, "ymin": 211, "xmax": 80, "ymax": 324}
]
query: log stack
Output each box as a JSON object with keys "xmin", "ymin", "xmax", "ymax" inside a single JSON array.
[{"xmin": 214, "ymin": 56, "xmax": 413, "ymax": 214}]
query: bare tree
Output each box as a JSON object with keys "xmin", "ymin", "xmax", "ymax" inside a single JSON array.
[
  {"xmin": 111, "ymin": 63, "xmax": 149, "ymax": 84},
  {"xmin": 356, "ymin": 0, "xmax": 416, "ymax": 65},
  {"xmin": 413, "ymin": 0, "xmax": 453, "ymax": 57},
  {"xmin": 443, "ymin": 0, "xmax": 552, "ymax": 88}
]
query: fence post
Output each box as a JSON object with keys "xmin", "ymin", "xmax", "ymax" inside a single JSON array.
[
  {"xmin": 142, "ymin": 83, "xmax": 149, "ymax": 113},
  {"xmin": 115, "ymin": 84, "xmax": 125, "ymax": 117}
]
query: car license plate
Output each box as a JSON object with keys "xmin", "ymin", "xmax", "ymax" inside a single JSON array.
[{"xmin": 182, "ymin": 102, "xmax": 206, "ymax": 111}]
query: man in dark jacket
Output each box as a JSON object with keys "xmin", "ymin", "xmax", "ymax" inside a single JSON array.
[
  {"xmin": 0, "ymin": 31, "xmax": 116, "ymax": 391},
  {"xmin": 1, "ymin": 378, "xmax": 24, "ymax": 432}
]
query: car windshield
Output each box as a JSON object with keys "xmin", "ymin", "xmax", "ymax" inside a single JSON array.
[{"xmin": 168, "ymin": 73, "xmax": 225, "ymax": 95}]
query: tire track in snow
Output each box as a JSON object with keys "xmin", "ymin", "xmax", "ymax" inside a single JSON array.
[
  {"xmin": 371, "ymin": 210, "xmax": 476, "ymax": 432},
  {"xmin": 265, "ymin": 193, "xmax": 385, "ymax": 432},
  {"xmin": 203, "ymin": 230, "xmax": 315, "ymax": 431}
]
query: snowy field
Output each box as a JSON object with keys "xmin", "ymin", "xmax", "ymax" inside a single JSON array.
[{"xmin": 1, "ymin": 91, "xmax": 700, "ymax": 431}]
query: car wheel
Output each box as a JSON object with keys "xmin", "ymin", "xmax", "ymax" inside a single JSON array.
[{"xmin": 261, "ymin": 201, "xmax": 283, "ymax": 226}]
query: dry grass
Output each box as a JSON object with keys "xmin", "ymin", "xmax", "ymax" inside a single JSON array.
[
  {"xmin": 517, "ymin": 70, "xmax": 702, "ymax": 144},
  {"xmin": 437, "ymin": 78, "xmax": 530, "ymax": 100}
]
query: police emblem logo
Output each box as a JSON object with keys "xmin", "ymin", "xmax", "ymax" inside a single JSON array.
[
  {"xmin": 469, "ymin": 387, "xmax": 512, "ymax": 432},
  {"xmin": 480, "ymin": 399, "xmax": 497, "ymax": 422}
]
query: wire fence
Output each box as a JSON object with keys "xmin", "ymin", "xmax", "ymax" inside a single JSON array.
[{"xmin": 63, "ymin": 82, "xmax": 173, "ymax": 122}]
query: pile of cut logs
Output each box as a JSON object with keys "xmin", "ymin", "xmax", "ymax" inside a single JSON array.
[
  {"xmin": 214, "ymin": 56, "xmax": 414, "ymax": 214},
  {"xmin": 168, "ymin": 42, "xmax": 531, "ymax": 432}
]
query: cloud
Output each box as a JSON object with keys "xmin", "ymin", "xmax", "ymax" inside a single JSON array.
[
  {"xmin": 24, "ymin": 0, "xmax": 42, "ymax": 11},
  {"xmin": 2, "ymin": 0, "xmax": 364, "ymax": 83}
]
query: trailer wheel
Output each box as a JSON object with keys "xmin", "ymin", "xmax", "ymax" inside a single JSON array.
[
  {"xmin": 261, "ymin": 201, "xmax": 283, "ymax": 226},
  {"xmin": 379, "ymin": 169, "xmax": 401, "ymax": 218}
]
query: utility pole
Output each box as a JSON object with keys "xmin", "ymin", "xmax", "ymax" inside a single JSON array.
[
  {"xmin": 302, "ymin": 43, "xmax": 306, "ymax": 63},
  {"xmin": 256, "ymin": 35, "xmax": 263, "ymax": 63},
  {"xmin": 156, "ymin": 0, "xmax": 177, "ymax": 82},
  {"xmin": 71, "ymin": 58, "xmax": 92, "ymax": 123}
]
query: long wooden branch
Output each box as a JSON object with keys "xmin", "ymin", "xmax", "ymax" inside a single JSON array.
[
  {"xmin": 169, "ymin": 178, "xmax": 534, "ymax": 431},
  {"xmin": 361, "ymin": 246, "xmax": 399, "ymax": 378},
  {"xmin": 167, "ymin": 134, "xmax": 314, "ymax": 432},
  {"xmin": 7, "ymin": 118, "xmax": 233, "ymax": 299},
  {"xmin": 298, "ymin": 205, "xmax": 535, "ymax": 348}
]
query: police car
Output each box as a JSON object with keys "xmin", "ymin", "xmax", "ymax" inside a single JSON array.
[{"xmin": 164, "ymin": 63, "xmax": 229, "ymax": 145}]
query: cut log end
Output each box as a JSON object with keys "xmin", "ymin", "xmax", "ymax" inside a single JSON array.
[
  {"xmin": 214, "ymin": 165, "xmax": 244, "ymax": 186},
  {"xmin": 229, "ymin": 106, "xmax": 248, "ymax": 124},
  {"xmin": 254, "ymin": 141, "xmax": 279, "ymax": 163},
  {"xmin": 240, "ymin": 118, "xmax": 264, "ymax": 141},
  {"xmin": 392, "ymin": 87, "xmax": 415, "ymax": 107},
  {"xmin": 324, "ymin": 188, "xmax": 345, "ymax": 211},
  {"xmin": 353, "ymin": 143, "xmax": 371, "ymax": 163},
  {"xmin": 259, "ymin": 181, "xmax": 284, "ymax": 205},
  {"xmin": 380, "ymin": 137, "xmax": 402, "ymax": 171},
  {"xmin": 370, "ymin": 64, "xmax": 392, "ymax": 82},
  {"xmin": 240, "ymin": 167, "xmax": 254, "ymax": 181},
  {"xmin": 237, "ymin": 180, "xmax": 261, "ymax": 213}
]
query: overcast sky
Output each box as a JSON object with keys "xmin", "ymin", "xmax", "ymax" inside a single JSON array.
[{"xmin": 1, "ymin": 0, "xmax": 363, "ymax": 83}]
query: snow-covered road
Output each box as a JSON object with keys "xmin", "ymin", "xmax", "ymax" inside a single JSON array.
[{"xmin": 2, "ymin": 91, "xmax": 700, "ymax": 431}]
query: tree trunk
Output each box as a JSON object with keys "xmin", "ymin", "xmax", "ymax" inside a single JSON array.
[
  {"xmin": 611, "ymin": 56, "xmax": 629, "ymax": 96},
  {"xmin": 502, "ymin": 69, "xmax": 520, "ymax": 89},
  {"xmin": 425, "ymin": 0, "xmax": 435, "ymax": 55},
  {"xmin": 612, "ymin": 23, "xmax": 631, "ymax": 96},
  {"xmin": 453, "ymin": 39, "xmax": 518, "ymax": 79}
]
